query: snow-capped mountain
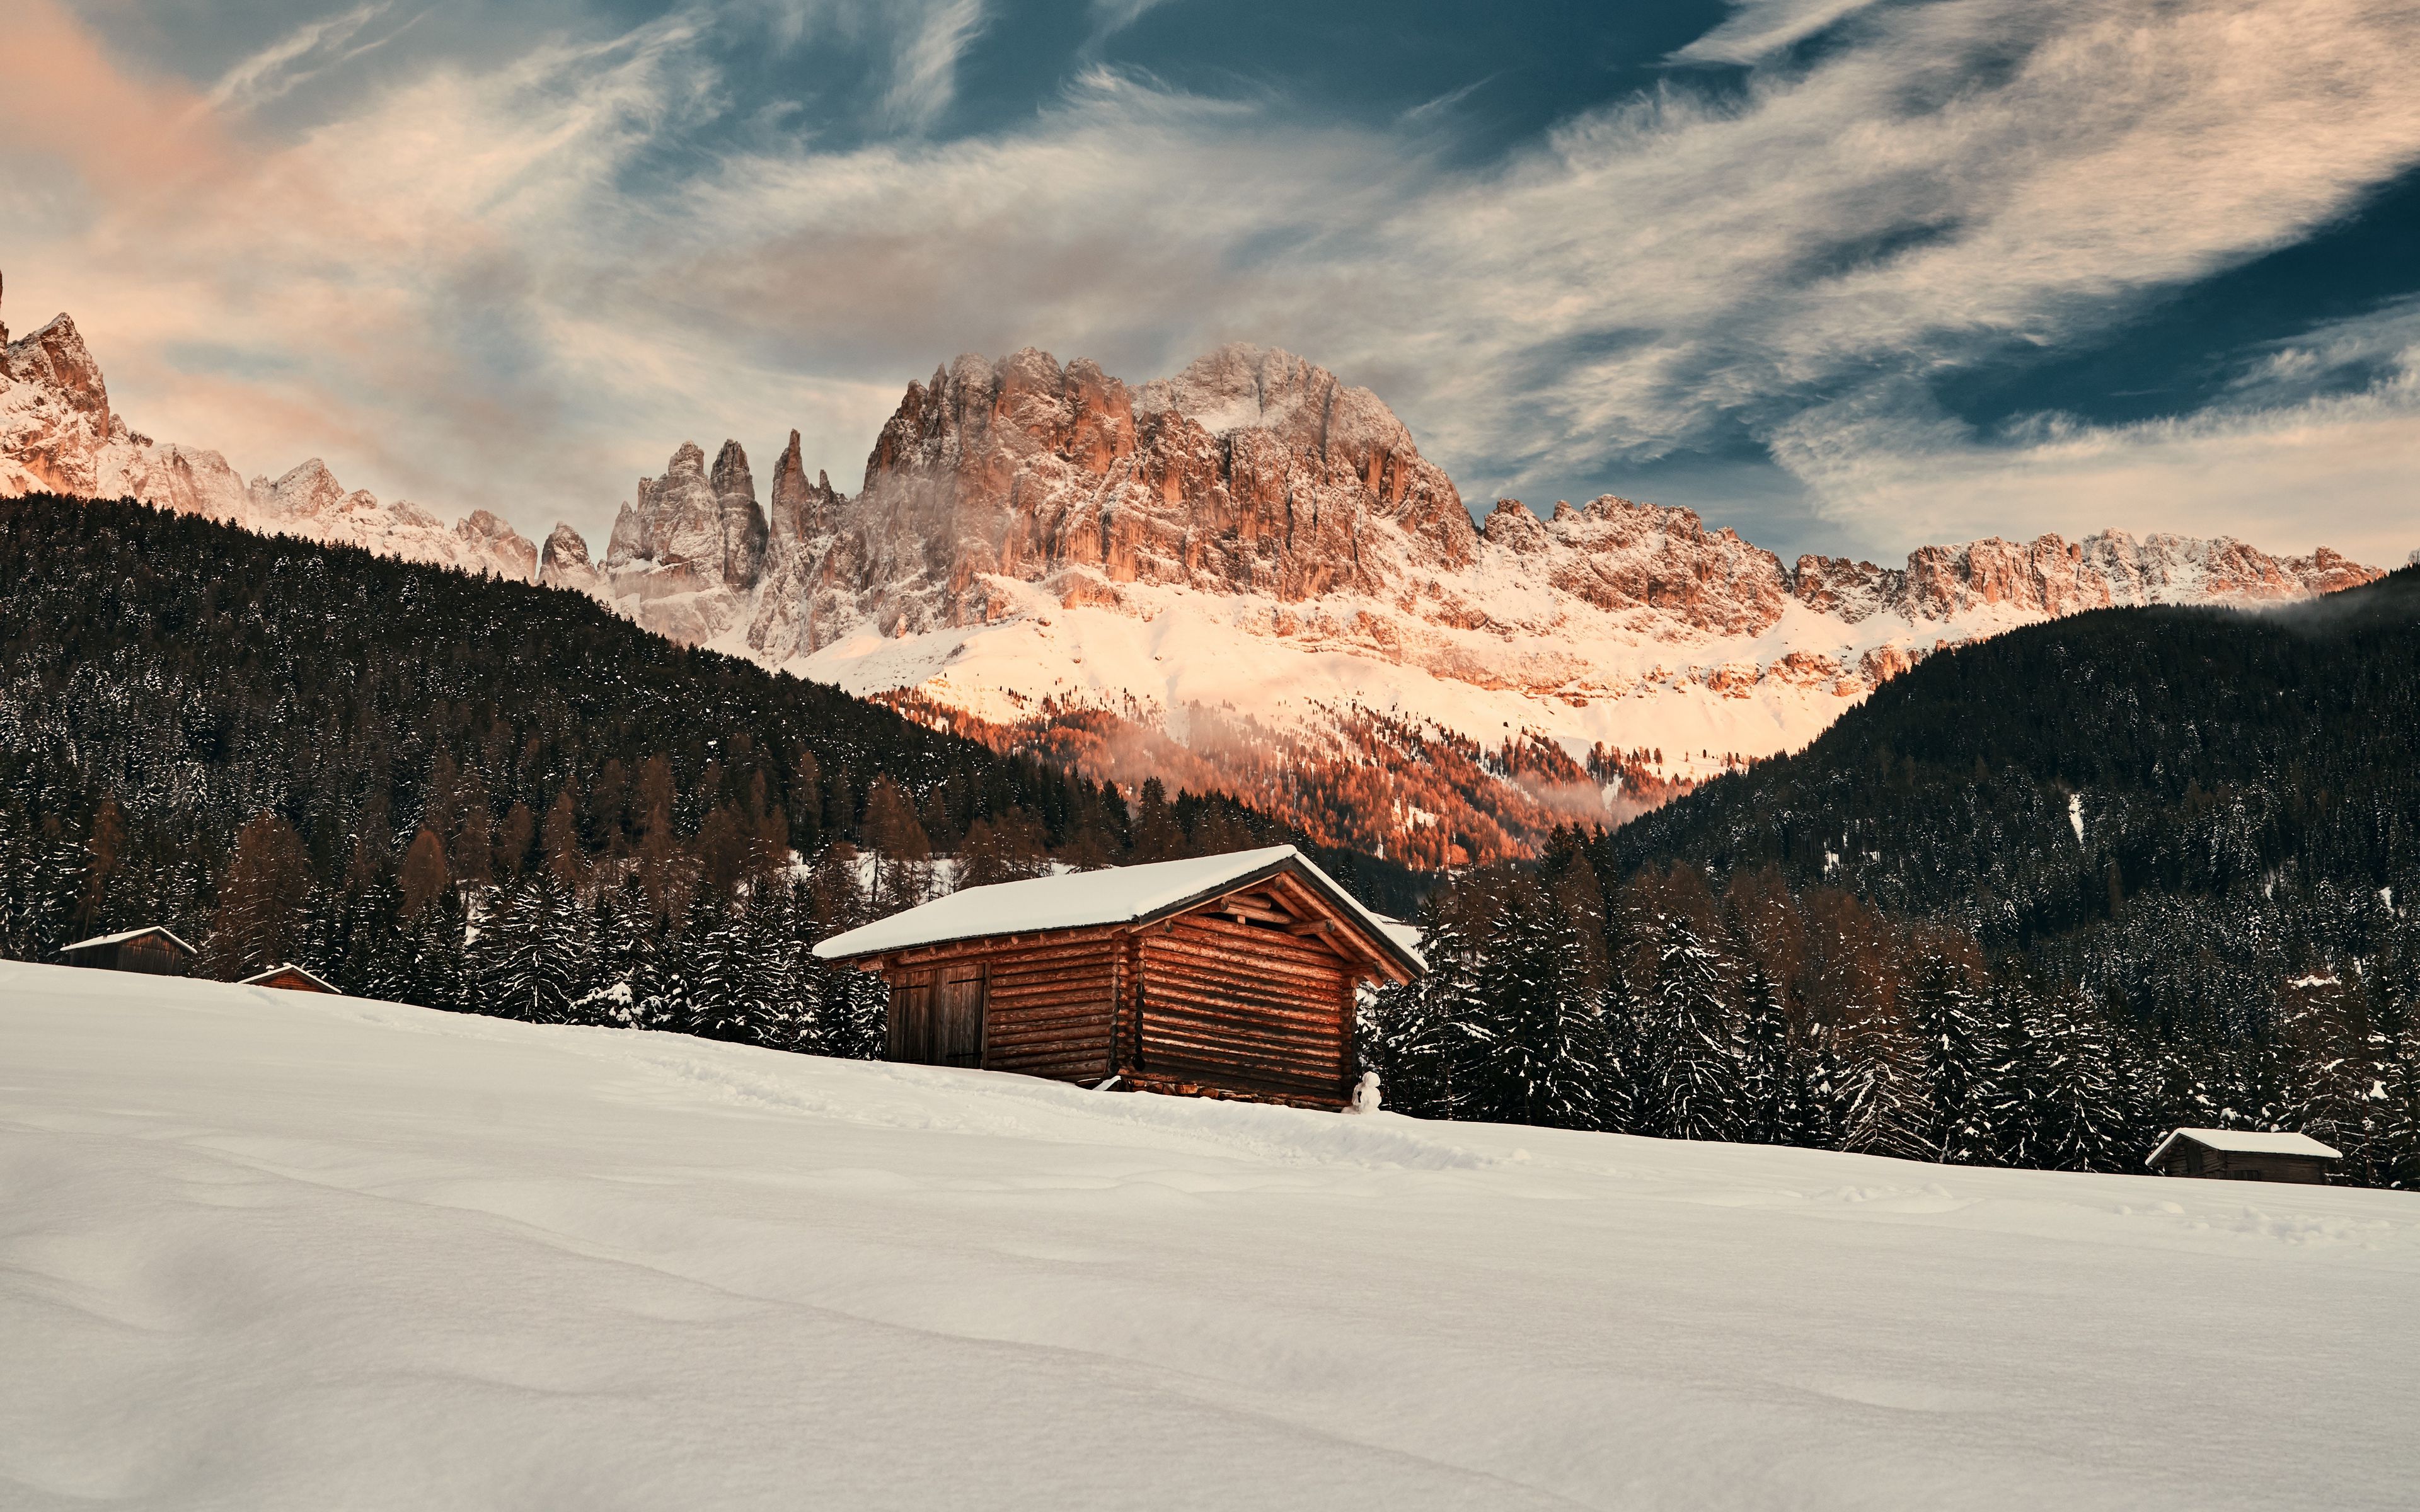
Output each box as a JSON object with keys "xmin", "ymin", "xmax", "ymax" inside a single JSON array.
[
  {"xmin": 572, "ymin": 343, "xmax": 2377, "ymax": 862},
  {"xmin": 3, "ymin": 280, "xmax": 2380, "ymax": 864},
  {"xmin": 0, "ymin": 284, "xmax": 538, "ymax": 583}
]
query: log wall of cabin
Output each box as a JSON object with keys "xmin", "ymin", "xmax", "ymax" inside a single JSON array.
[
  {"xmin": 2159, "ymin": 1143, "xmax": 2332, "ymax": 1184},
  {"xmin": 967, "ymin": 938, "xmax": 1120, "ymax": 1084},
  {"xmin": 1129, "ymin": 913, "xmax": 1354, "ymax": 1106}
]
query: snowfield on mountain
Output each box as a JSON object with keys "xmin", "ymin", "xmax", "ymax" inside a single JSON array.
[{"xmin": 4, "ymin": 961, "xmax": 2413, "ymax": 1511}]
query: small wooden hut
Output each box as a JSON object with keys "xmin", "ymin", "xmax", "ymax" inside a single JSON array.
[
  {"xmin": 57, "ymin": 926, "xmax": 197, "ymax": 976},
  {"xmin": 2146, "ymin": 1128, "xmax": 2341, "ymax": 1183},
  {"xmin": 814, "ymin": 845, "xmax": 1423, "ymax": 1108},
  {"xmin": 238, "ymin": 963, "xmax": 340, "ymax": 994}
]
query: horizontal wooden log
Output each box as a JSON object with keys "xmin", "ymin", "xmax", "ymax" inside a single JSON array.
[
  {"xmin": 1219, "ymin": 902, "xmax": 1296, "ymax": 926},
  {"xmin": 1138, "ymin": 1008, "xmax": 1339, "ymax": 1053},
  {"xmin": 989, "ymin": 1040, "xmax": 1110, "ymax": 1063},
  {"xmin": 1141, "ymin": 965, "xmax": 1347, "ymax": 1016},
  {"xmin": 1139, "ymin": 995, "xmax": 1340, "ymax": 1043},
  {"xmin": 1158, "ymin": 924, "xmax": 1353, "ymax": 976},
  {"xmin": 1139, "ymin": 1040, "xmax": 1340, "ymax": 1084},
  {"xmin": 987, "ymin": 999, "xmax": 1112, "ymax": 1024},
  {"xmin": 955, "ymin": 945, "xmax": 1117, "ymax": 975},
  {"xmin": 1139, "ymin": 995, "xmax": 1339, "ymax": 1034},
  {"xmin": 989, "ymin": 1047, "xmax": 1110, "ymax": 1072},
  {"xmin": 987, "ymin": 1002, "xmax": 1115, "ymax": 1026},
  {"xmin": 1132, "ymin": 948, "xmax": 1345, "ymax": 997},
  {"xmin": 984, "ymin": 979, "xmax": 1114, "ymax": 1007},
  {"xmin": 1144, "ymin": 937, "xmax": 1351, "ymax": 990},
  {"xmin": 986, "ymin": 1024, "xmax": 1115, "ymax": 1052}
]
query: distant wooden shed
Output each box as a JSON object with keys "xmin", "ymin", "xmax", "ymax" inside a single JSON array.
[
  {"xmin": 2146, "ymin": 1128, "xmax": 2341, "ymax": 1184},
  {"xmin": 238, "ymin": 962, "xmax": 340, "ymax": 994},
  {"xmin": 58, "ymin": 925, "xmax": 197, "ymax": 976},
  {"xmin": 814, "ymin": 845, "xmax": 1424, "ymax": 1109}
]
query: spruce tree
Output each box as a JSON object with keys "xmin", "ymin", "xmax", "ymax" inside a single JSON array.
[{"xmin": 1640, "ymin": 903, "xmax": 1742, "ymax": 1143}]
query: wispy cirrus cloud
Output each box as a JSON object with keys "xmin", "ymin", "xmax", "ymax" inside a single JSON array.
[
  {"xmin": 6, "ymin": 0, "xmax": 2418, "ymax": 566},
  {"xmin": 880, "ymin": 0, "xmax": 990, "ymax": 130},
  {"xmin": 204, "ymin": 3, "xmax": 388, "ymax": 113},
  {"xmin": 1668, "ymin": 0, "xmax": 1884, "ymax": 65}
]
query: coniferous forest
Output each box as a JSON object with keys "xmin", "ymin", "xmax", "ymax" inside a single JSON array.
[
  {"xmin": 1368, "ymin": 566, "xmax": 2420, "ymax": 1186},
  {"xmin": 0, "ymin": 495, "xmax": 1412, "ymax": 1055}
]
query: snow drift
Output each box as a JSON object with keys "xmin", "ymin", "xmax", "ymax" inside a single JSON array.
[{"xmin": 4, "ymin": 961, "xmax": 2414, "ymax": 1509}]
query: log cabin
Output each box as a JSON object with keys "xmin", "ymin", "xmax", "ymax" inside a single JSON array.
[
  {"xmin": 2145, "ymin": 1127, "xmax": 2341, "ymax": 1183},
  {"xmin": 57, "ymin": 925, "xmax": 197, "ymax": 976},
  {"xmin": 813, "ymin": 845, "xmax": 1424, "ymax": 1109},
  {"xmin": 237, "ymin": 963, "xmax": 340, "ymax": 994}
]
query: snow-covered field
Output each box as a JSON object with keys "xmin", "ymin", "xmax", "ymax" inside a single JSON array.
[{"xmin": 4, "ymin": 961, "xmax": 2414, "ymax": 1510}]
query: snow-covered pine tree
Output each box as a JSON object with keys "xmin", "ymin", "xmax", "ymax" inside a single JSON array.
[
  {"xmin": 1734, "ymin": 968, "xmax": 1792, "ymax": 1145},
  {"xmin": 1903, "ymin": 933, "xmax": 2009, "ymax": 1164},
  {"xmin": 2365, "ymin": 1020, "xmax": 2420, "ymax": 1189},
  {"xmin": 1362, "ymin": 890, "xmax": 1490, "ymax": 1120},
  {"xmin": 2276, "ymin": 970, "xmax": 2380, "ymax": 1184},
  {"xmin": 1465, "ymin": 870, "xmax": 1607, "ymax": 1130},
  {"xmin": 577, "ymin": 879, "xmax": 658, "ymax": 1028},
  {"xmin": 1835, "ymin": 1004, "xmax": 1937, "ymax": 1162},
  {"xmin": 2021, "ymin": 988, "xmax": 2135, "ymax": 1171},
  {"xmin": 0, "ymin": 807, "xmax": 81, "ymax": 961},
  {"xmin": 1783, "ymin": 1020, "xmax": 1845, "ymax": 1150},
  {"xmin": 1640, "ymin": 902, "xmax": 1742, "ymax": 1143},
  {"xmin": 470, "ymin": 876, "xmax": 580, "ymax": 1022},
  {"xmin": 650, "ymin": 899, "xmax": 718, "ymax": 1034}
]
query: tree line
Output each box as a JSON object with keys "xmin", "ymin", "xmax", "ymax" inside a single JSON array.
[{"xmin": 1371, "ymin": 570, "xmax": 2420, "ymax": 1188}]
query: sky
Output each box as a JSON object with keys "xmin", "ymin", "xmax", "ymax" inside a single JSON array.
[{"xmin": 4, "ymin": 0, "xmax": 2417, "ymax": 565}]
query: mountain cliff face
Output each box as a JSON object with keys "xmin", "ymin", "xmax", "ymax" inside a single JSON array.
[{"xmin": 2, "ymin": 277, "xmax": 2383, "ymax": 866}]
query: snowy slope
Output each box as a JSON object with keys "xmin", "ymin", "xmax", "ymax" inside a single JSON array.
[{"xmin": 5, "ymin": 961, "xmax": 2414, "ymax": 1511}]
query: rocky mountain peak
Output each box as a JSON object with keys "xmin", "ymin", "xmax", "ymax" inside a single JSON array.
[
  {"xmin": 710, "ymin": 438, "xmax": 769, "ymax": 588},
  {"xmin": 4, "ymin": 310, "xmax": 113, "ymax": 435},
  {"xmin": 605, "ymin": 438, "xmax": 771, "ymax": 593},
  {"xmin": 253, "ymin": 459, "xmax": 348, "ymax": 518},
  {"xmin": 768, "ymin": 430, "xmax": 840, "ymax": 548},
  {"xmin": 834, "ymin": 341, "xmax": 1482, "ymax": 634}
]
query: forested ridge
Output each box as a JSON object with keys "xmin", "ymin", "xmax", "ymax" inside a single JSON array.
[
  {"xmin": 1369, "ymin": 567, "xmax": 2420, "ymax": 1186},
  {"xmin": 0, "ymin": 494, "xmax": 1412, "ymax": 1051}
]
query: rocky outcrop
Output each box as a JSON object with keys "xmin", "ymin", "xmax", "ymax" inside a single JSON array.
[
  {"xmin": 766, "ymin": 430, "xmax": 841, "ymax": 551},
  {"xmin": 1524, "ymin": 496, "xmax": 1792, "ymax": 638},
  {"xmin": 806, "ymin": 343, "xmax": 1474, "ymax": 639},
  {"xmin": 1788, "ymin": 531, "xmax": 2372, "ymax": 625},
  {"xmin": 603, "ymin": 438, "xmax": 775, "ymax": 598},
  {"xmin": 539, "ymin": 523, "xmax": 602, "ymax": 595}
]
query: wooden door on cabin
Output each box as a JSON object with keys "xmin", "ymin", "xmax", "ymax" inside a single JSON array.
[
  {"xmin": 887, "ymin": 966, "xmax": 984, "ymax": 1067},
  {"xmin": 936, "ymin": 967, "xmax": 984, "ymax": 1068},
  {"xmin": 887, "ymin": 976, "xmax": 933, "ymax": 1063}
]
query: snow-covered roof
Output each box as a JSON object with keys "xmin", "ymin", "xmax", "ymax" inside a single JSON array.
[
  {"xmin": 61, "ymin": 925, "xmax": 198, "ymax": 956},
  {"xmin": 814, "ymin": 845, "xmax": 1424, "ymax": 975},
  {"xmin": 238, "ymin": 963, "xmax": 339, "ymax": 993},
  {"xmin": 2147, "ymin": 1127, "xmax": 2342, "ymax": 1166}
]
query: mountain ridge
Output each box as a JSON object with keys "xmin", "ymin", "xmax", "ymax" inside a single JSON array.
[{"xmin": 1, "ymin": 278, "xmax": 2382, "ymax": 864}]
